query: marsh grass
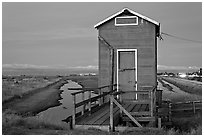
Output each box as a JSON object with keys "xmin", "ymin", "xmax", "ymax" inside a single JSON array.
[
  {"xmin": 2, "ymin": 109, "xmax": 68, "ymax": 134},
  {"xmin": 2, "ymin": 76, "xmax": 60, "ymax": 103}
]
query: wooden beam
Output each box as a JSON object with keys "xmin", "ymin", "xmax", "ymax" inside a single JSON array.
[
  {"xmin": 82, "ymin": 92, "xmax": 85, "ymax": 115},
  {"xmin": 150, "ymin": 91, "xmax": 153, "ymax": 117},
  {"xmin": 123, "ymin": 117, "xmax": 155, "ymax": 122},
  {"xmin": 112, "ymin": 98, "xmax": 142, "ymax": 127},
  {"xmin": 88, "ymin": 91, "xmax": 91, "ymax": 115},
  {"xmin": 75, "ymin": 89, "xmax": 116, "ymax": 108},
  {"xmin": 110, "ymin": 95, "xmax": 114, "ymax": 132},
  {"xmin": 72, "ymin": 95, "xmax": 76, "ymax": 128},
  {"xmin": 123, "ymin": 100, "xmax": 151, "ymax": 104},
  {"xmin": 129, "ymin": 111, "xmax": 151, "ymax": 116},
  {"xmin": 98, "ymin": 89, "xmax": 102, "ymax": 106}
]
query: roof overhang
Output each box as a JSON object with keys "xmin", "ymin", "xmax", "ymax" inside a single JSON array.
[{"xmin": 94, "ymin": 8, "xmax": 160, "ymax": 29}]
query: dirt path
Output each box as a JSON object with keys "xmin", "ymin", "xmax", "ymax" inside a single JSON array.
[{"xmin": 3, "ymin": 78, "xmax": 68, "ymax": 116}]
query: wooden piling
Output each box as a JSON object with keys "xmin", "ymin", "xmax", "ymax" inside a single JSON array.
[
  {"xmin": 88, "ymin": 90, "xmax": 91, "ymax": 115},
  {"xmin": 72, "ymin": 95, "xmax": 76, "ymax": 128},
  {"xmin": 82, "ymin": 91, "xmax": 85, "ymax": 115},
  {"xmin": 110, "ymin": 95, "xmax": 114, "ymax": 132}
]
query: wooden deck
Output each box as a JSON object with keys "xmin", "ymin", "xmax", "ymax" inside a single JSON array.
[
  {"xmin": 76, "ymin": 103, "xmax": 150, "ymax": 126},
  {"xmin": 69, "ymin": 85, "xmax": 165, "ymax": 131}
]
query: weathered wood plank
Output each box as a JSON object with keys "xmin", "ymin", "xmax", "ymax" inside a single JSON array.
[
  {"xmin": 123, "ymin": 117, "xmax": 155, "ymax": 122},
  {"xmin": 110, "ymin": 95, "xmax": 114, "ymax": 131},
  {"xmin": 76, "ymin": 103, "xmax": 109, "ymax": 124},
  {"xmin": 112, "ymin": 98, "xmax": 142, "ymax": 127},
  {"xmin": 75, "ymin": 89, "xmax": 116, "ymax": 108},
  {"xmin": 139, "ymin": 104, "xmax": 148, "ymax": 112},
  {"xmin": 72, "ymin": 95, "xmax": 76, "ymax": 128},
  {"xmin": 123, "ymin": 100, "xmax": 151, "ymax": 104},
  {"xmin": 102, "ymin": 103, "xmax": 130, "ymax": 125},
  {"xmin": 124, "ymin": 103, "xmax": 135, "ymax": 112},
  {"xmin": 131, "ymin": 104, "xmax": 142, "ymax": 112},
  {"xmin": 130, "ymin": 111, "xmax": 151, "ymax": 116},
  {"xmin": 93, "ymin": 106, "xmax": 119, "ymax": 125}
]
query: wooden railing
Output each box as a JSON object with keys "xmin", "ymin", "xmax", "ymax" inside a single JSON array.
[
  {"xmin": 109, "ymin": 87, "xmax": 157, "ymax": 131},
  {"xmin": 171, "ymin": 100, "xmax": 202, "ymax": 115},
  {"xmin": 69, "ymin": 84, "xmax": 117, "ymax": 128}
]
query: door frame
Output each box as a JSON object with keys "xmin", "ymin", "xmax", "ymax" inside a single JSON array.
[{"xmin": 116, "ymin": 49, "xmax": 138, "ymax": 92}]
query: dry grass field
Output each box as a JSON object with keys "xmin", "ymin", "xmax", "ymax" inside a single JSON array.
[
  {"xmin": 2, "ymin": 75, "xmax": 60, "ymax": 103},
  {"xmin": 2, "ymin": 75, "xmax": 202, "ymax": 135}
]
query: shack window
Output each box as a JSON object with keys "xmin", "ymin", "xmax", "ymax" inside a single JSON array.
[{"xmin": 115, "ymin": 16, "xmax": 138, "ymax": 26}]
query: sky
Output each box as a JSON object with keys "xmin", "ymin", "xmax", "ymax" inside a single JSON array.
[{"xmin": 2, "ymin": 2, "xmax": 202, "ymax": 70}]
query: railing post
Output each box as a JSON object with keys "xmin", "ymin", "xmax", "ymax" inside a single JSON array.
[
  {"xmin": 72, "ymin": 95, "xmax": 76, "ymax": 128},
  {"xmin": 150, "ymin": 91, "xmax": 154, "ymax": 117},
  {"xmin": 110, "ymin": 94, "xmax": 114, "ymax": 132},
  {"xmin": 98, "ymin": 89, "xmax": 102, "ymax": 106},
  {"xmin": 82, "ymin": 91, "xmax": 85, "ymax": 115},
  {"xmin": 88, "ymin": 90, "xmax": 91, "ymax": 115}
]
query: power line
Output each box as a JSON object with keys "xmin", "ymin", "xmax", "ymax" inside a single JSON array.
[{"xmin": 161, "ymin": 32, "xmax": 202, "ymax": 44}]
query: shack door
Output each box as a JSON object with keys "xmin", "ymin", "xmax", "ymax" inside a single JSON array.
[{"xmin": 117, "ymin": 49, "xmax": 137, "ymax": 100}]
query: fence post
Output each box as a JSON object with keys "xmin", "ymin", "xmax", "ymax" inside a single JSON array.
[
  {"xmin": 88, "ymin": 90, "xmax": 91, "ymax": 115},
  {"xmin": 82, "ymin": 91, "xmax": 85, "ymax": 115},
  {"xmin": 168, "ymin": 102, "xmax": 172, "ymax": 122},
  {"xmin": 72, "ymin": 95, "xmax": 76, "ymax": 128},
  {"xmin": 110, "ymin": 94, "xmax": 114, "ymax": 132},
  {"xmin": 192, "ymin": 101, "xmax": 196, "ymax": 114}
]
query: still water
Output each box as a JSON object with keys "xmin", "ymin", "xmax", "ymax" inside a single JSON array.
[{"xmin": 37, "ymin": 80, "xmax": 96, "ymax": 126}]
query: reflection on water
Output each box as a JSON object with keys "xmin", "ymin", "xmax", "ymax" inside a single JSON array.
[{"xmin": 37, "ymin": 80, "xmax": 97, "ymax": 126}]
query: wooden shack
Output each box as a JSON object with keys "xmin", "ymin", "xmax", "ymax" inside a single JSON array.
[
  {"xmin": 94, "ymin": 8, "xmax": 161, "ymax": 129},
  {"xmin": 95, "ymin": 8, "xmax": 160, "ymax": 98},
  {"xmin": 69, "ymin": 8, "xmax": 165, "ymax": 131}
]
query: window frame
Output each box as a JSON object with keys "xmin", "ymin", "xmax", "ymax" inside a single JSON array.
[{"xmin": 115, "ymin": 16, "xmax": 138, "ymax": 26}]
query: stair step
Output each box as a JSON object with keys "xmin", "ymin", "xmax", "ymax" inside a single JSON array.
[
  {"xmin": 128, "ymin": 111, "xmax": 151, "ymax": 116},
  {"xmin": 123, "ymin": 100, "xmax": 151, "ymax": 104},
  {"xmin": 123, "ymin": 116, "xmax": 155, "ymax": 122}
]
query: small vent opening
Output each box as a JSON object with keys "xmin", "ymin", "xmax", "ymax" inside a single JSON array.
[{"xmin": 115, "ymin": 16, "xmax": 138, "ymax": 26}]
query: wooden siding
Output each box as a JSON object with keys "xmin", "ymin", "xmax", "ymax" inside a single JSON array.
[
  {"xmin": 98, "ymin": 12, "xmax": 157, "ymax": 90},
  {"xmin": 98, "ymin": 38, "xmax": 111, "ymax": 91}
]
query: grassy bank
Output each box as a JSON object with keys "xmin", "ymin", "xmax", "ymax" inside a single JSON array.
[
  {"xmin": 162, "ymin": 77, "xmax": 202, "ymax": 95},
  {"xmin": 2, "ymin": 75, "xmax": 60, "ymax": 103},
  {"xmin": 3, "ymin": 78, "xmax": 68, "ymax": 116}
]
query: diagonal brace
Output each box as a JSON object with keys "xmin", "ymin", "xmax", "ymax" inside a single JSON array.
[{"xmin": 111, "ymin": 97, "xmax": 142, "ymax": 127}]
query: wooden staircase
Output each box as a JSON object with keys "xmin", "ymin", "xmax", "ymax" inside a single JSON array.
[{"xmin": 110, "ymin": 87, "xmax": 157, "ymax": 129}]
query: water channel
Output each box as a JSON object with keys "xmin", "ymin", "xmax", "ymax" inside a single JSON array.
[{"xmin": 37, "ymin": 80, "xmax": 96, "ymax": 126}]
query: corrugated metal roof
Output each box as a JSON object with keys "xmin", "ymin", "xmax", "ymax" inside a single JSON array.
[{"xmin": 94, "ymin": 8, "xmax": 160, "ymax": 29}]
